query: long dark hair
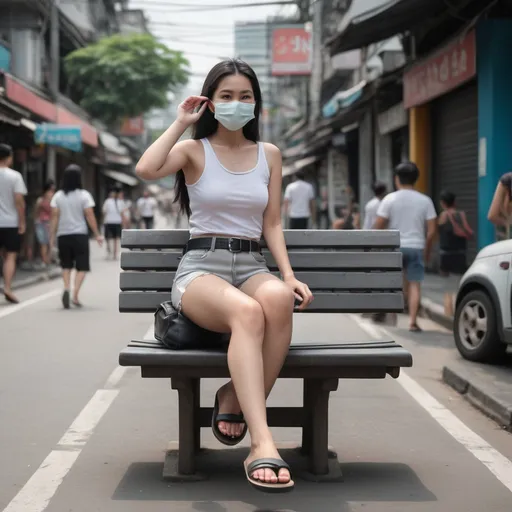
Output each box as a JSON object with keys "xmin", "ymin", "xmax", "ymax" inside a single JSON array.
[
  {"xmin": 61, "ymin": 164, "xmax": 83, "ymax": 194},
  {"xmin": 174, "ymin": 59, "xmax": 262, "ymax": 216}
]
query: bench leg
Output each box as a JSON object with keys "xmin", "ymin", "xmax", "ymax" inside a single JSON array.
[
  {"xmin": 301, "ymin": 379, "xmax": 314, "ymax": 456},
  {"xmin": 307, "ymin": 378, "xmax": 339, "ymax": 476},
  {"xmin": 193, "ymin": 379, "xmax": 201, "ymax": 453},
  {"xmin": 171, "ymin": 377, "xmax": 200, "ymax": 475}
]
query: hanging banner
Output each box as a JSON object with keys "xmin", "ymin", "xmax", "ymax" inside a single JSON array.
[{"xmin": 271, "ymin": 25, "xmax": 312, "ymax": 76}]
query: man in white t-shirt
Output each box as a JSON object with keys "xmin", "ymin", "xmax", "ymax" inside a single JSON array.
[
  {"xmin": 374, "ymin": 162, "xmax": 437, "ymax": 332},
  {"xmin": 363, "ymin": 181, "xmax": 387, "ymax": 229},
  {"xmin": 137, "ymin": 190, "xmax": 158, "ymax": 229},
  {"xmin": 0, "ymin": 143, "xmax": 27, "ymax": 304},
  {"xmin": 283, "ymin": 172, "xmax": 316, "ymax": 229}
]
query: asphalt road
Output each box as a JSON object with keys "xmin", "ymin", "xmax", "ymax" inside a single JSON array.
[{"xmin": 1, "ymin": 243, "xmax": 512, "ymax": 512}]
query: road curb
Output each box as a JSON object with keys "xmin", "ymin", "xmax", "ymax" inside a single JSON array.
[
  {"xmin": 5, "ymin": 268, "xmax": 61, "ymax": 292},
  {"xmin": 420, "ymin": 297, "xmax": 453, "ymax": 331},
  {"xmin": 442, "ymin": 364, "xmax": 512, "ymax": 431}
]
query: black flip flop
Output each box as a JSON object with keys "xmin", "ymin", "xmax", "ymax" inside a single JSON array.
[
  {"xmin": 62, "ymin": 290, "xmax": 70, "ymax": 309},
  {"xmin": 211, "ymin": 392, "xmax": 247, "ymax": 446},
  {"xmin": 409, "ymin": 324, "xmax": 423, "ymax": 332},
  {"xmin": 244, "ymin": 458, "xmax": 294, "ymax": 493},
  {"xmin": 4, "ymin": 291, "xmax": 19, "ymax": 304}
]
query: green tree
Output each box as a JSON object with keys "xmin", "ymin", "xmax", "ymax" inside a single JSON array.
[{"xmin": 64, "ymin": 34, "xmax": 189, "ymax": 125}]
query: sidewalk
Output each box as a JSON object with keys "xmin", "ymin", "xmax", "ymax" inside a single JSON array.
[
  {"xmin": 0, "ymin": 262, "xmax": 61, "ymax": 293},
  {"xmin": 421, "ymin": 272, "xmax": 454, "ymax": 330}
]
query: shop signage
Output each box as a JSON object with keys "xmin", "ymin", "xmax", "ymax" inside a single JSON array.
[
  {"xmin": 378, "ymin": 102, "xmax": 407, "ymax": 135},
  {"xmin": 271, "ymin": 25, "xmax": 312, "ymax": 76},
  {"xmin": 35, "ymin": 124, "xmax": 82, "ymax": 152},
  {"xmin": 5, "ymin": 74, "xmax": 98, "ymax": 147},
  {"xmin": 0, "ymin": 43, "xmax": 11, "ymax": 71},
  {"xmin": 120, "ymin": 115, "xmax": 145, "ymax": 136},
  {"xmin": 403, "ymin": 30, "xmax": 476, "ymax": 109}
]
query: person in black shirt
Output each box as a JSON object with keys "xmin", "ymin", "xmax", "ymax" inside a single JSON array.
[{"xmin": 438, "ymin": 190, "xmax": 473, "ymax": 316}]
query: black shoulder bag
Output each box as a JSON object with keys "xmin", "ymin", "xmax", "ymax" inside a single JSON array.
[{"xmin": 154, "ymin": 301, "xmax": 230, "ymax": 350}]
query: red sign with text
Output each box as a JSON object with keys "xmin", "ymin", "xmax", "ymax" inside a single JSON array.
[
  {"xmin": 271, "ymin": 26, "xmax": 312, "ymax": 76},
  {"xmin": 404, "ymin": 30, "xmax": 476, "ymax": 109}
]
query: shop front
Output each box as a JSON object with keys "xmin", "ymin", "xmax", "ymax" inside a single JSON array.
[{"xmin": 404, "ymin": 28, "xmax": 479, "ymax": 262}]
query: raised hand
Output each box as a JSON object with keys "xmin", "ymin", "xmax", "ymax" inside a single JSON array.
[{"xmin": 177, "ymin": 96, "xmax": 210, "ymax": 127}]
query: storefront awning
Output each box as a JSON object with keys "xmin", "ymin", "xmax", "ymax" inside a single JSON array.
[
  {"xmin": 283, "ymin": 155, "xmax": 321, "ymax": 178},
  {"xmin": 103, "ymin": 169, "xmax": 139, "ymax": 187},
  {"xmin": 325, "ymin": 0, "xmax": 446, "ymax": 55},
  {"xmin": 322, "ymin": 80, "xmax": 367, "ymax": 118}
]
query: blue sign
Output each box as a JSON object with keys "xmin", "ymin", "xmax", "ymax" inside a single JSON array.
[
  {"xmin": 35, "ymin": 124, "xmax": 82, "ymax": 152},
  {"xmin": 0, "ymin": 43, "xmax": 10, "ymax": 72}
]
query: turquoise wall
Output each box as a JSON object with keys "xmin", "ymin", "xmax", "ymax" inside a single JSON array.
[{"xmin": 477, "ymin": 20, "xmax": 512, "ymax": 248}]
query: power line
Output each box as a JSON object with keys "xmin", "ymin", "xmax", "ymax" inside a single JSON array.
[{"xmin": 129, "ymin": 1, "xmax": 297, "ymax": 13}]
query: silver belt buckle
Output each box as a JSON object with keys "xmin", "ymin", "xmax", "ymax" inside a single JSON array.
[{"xmin": 228, "ymin": 238, "xmax": 241, "ymax": 253}]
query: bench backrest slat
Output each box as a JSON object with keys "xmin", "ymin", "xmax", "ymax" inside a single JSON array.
[
  {"xmin": 121, "ymin": 229, "xmax": 400, "ymax": 250},
  {"xmin": 119, "ymin": 229, "xmax": 404, "ymax": 314}
]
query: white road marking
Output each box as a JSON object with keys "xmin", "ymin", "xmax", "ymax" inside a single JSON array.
[
  {"xmin": 143, "ymin": 323, "xmax": 155, "ymax": 340},
  {"xmin": 397, "ymin": 371, "xmax": 512, "ymax": 492},
  {"xmin": 0, "ymin": 289, "xmax": 60, "ymax": 320},
  {"xmin": 104, "ymin": 365, "xmax": 127, "ymax": 388},
  {"xmin": 1, "ymin": 322, "xmax": 153, "ymax": 512},
  {"xmin": 347, "ymin": 314, "xmax": 382, "ymax": 338},
  {"xmin": 350, "ymin": 314, "xmax": 512, "ymax": 494},
  {"xmin": 3, "ymin": 450, "xmax": 80, "ymax": 512},
  {"xmin": 57, "ymin": 390, "xmax": 119, "ymax": 447}
]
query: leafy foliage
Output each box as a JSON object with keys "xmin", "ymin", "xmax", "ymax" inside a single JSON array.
[{"xmin": 64, "ymin": 34, "xmax": 189, "ymax": 125}]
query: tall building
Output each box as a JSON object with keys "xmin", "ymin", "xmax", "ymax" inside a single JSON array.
[{"xmin": 234, "ymin": 21, "xmax": 276, "ymax": 140}]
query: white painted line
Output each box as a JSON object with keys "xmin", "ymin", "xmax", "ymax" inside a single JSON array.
[
  {"xmin": 397, "ymin": 371, "xmax": 512, "ymax": 492},
  {"xmin": 58, "ymin": 390, "xmax": 119, "ymax": 447},
  {"xmin": 104, "ymin": 365, "xmax": 127, "ymax": 389},
  {"xmin": 348, "ymin": 314, "xmax": 382, "ymax": 338},
  {"xmin": 349, "ymin": 313, "xmax": 512, "ymax": 494},
  {"xmin": 0, "ymin": 289, "xmax": 60, "ymax": 320},
  {"xmin": 143, "ymin": 323, "xmax": 155, "ymax": 340},
  {"xmin": 1, "ymin": 322, "xmax": 152, "ymax": 512},
  {"xmin": 3, "ymin": 450, "xmax": 80, "ymax": 512}
]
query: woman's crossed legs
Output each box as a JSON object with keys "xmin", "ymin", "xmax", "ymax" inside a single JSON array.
[{"xmin": 180, "ymin": 272, "xmax": 294, "ymax": 484}]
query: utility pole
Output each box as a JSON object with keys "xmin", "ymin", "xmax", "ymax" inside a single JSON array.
[
  {"xmin": 309, "ymin": 0, "xmax": 323, "ymax": 130},
  {"xmin": 47, "ymin": 0, "xmax": 60, "ymax": 182}
]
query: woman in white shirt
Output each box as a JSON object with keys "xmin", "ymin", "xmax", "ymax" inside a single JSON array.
[
  {"xmin": 102, "ymin": 187, "xmax": 127, "ymax": 260},
  {"xmin": 49, "ymin": 164, "xmax": 103, "ymax": 308}
]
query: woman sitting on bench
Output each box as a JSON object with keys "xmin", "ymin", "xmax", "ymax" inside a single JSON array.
[{"xmin": 135, "ymin": 59, "xmax": 313, "ymax": 493}]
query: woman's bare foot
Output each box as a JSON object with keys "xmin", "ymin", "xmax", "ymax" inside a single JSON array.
[
  {"xmin": 216, "ymin": 381, "xmax": 244, "ymax": 438},
  {"xmin": 246, "ymin": 441, "xmax": 291, "ymax": 484}
]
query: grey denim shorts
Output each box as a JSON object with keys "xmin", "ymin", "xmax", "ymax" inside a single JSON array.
[{"xmin": 171, "ymin": 243, "xmax": 270, "ymax": 311}]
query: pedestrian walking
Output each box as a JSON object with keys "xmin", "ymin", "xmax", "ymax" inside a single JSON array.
[
  {"xmin": 283, "ymin": 172, "xmax": 316, "ymax": 229},
  {"xmin": 135, "ymin": 58, "xmax": 313, "ymax": 492},
  {"xmin": 438, "ymin": 190, "xmax": 473, "ymax": 317},
  {"xmin": 49, "ymin": 164, "xmax": 103, "ymax": 309},
  {"xmin": 374, "ymin": 161, "xmax": 437, "ymax": 332},
  {"xmin": 117, "ymin": 189, "xmax": 132, "ymax": 229},
  {"xmin": 363, "ymin": 181, "xmax": 387, "ymax": 229},
  {"xmin": 34, "ymin": 180, "xmax": 56, "ymax": 266},
  {"xmin": 102, "ymin": 187, "xmax": 126, "ymax": 260},
  {"xmin": 137, "ymin": 190, "xmax": 158, "ymax": 229},
  {"xmin": 333, "ymin": 203, "xmax": 360, "ymax": 229},
  {"xmin": 0, "ymin": 143, "xmax": 27, "ymax": 304},
  {"xmin": 487, "ymin": 171, "xmax": 512, "ymax": 240}
]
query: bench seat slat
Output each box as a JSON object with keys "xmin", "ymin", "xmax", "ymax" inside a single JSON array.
[
  {"xmin": 121, "ymin": 229, "xmax": 400, "ymax": 250},
  {"xmin": 119, "ymin": 343, "xmax": 413, "ymax": 372},
  {"xmin": 119, "ymin": 291, "xmax": 404, "ymax": 312},
  {"xmin": 120, "ymin": 271, "xmax": 404, "ymax": 291},
  {"xmin": 120, "ymin": 250, "xmax": 402, "ymax": 271}
]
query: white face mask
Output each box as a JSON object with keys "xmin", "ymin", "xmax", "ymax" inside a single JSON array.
[{"xmin": 214, "ymin": 101, "xmax": 255, "ymax": 131}]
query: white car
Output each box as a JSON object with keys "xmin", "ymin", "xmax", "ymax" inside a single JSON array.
[{"xmin": 454, "ymin": 239, "xmax": 512, "ymax": 362}]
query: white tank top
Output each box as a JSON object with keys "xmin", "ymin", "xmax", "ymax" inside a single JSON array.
[{"xmin": 187, "ymin": 138, "xmax": 270, "ymax": 239}]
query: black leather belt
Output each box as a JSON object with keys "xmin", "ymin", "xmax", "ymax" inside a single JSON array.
[{"xmin": 183, "ymin": 237, "xmax": 261, "ymax": 254}]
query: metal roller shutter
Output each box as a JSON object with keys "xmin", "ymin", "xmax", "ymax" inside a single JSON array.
[{"xmin": 432, "ymin": 81, "xmax": 478, "ymax": 264}]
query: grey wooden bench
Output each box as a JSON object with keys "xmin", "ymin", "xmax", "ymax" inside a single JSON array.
[{"xmin": 118, "ymin": 229, "xmax": 412, "ymax": 482}]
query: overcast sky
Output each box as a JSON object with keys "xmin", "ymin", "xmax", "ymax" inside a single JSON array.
[{"xmin": 128, "ymin": 0, "xmax": 297, "ymax": 94}]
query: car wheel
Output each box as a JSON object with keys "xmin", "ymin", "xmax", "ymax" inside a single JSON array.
[{"xmin": 454, "ymin": 290, "xmax": 506, "ymax": 362}]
